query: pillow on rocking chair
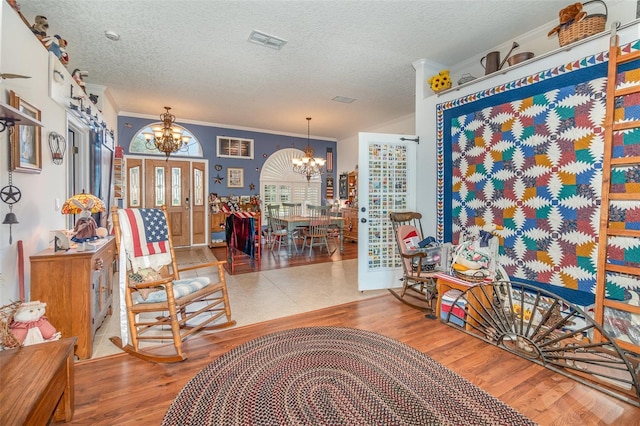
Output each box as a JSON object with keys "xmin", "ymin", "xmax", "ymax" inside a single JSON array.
[{"xmin": 133, "ymin": 276, "xmax": 211, "ymax": 304}]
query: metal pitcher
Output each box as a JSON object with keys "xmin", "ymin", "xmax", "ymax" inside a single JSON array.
[{"xmin": 480, "ymin": 42, "xmax": 519, "ymax": 75}]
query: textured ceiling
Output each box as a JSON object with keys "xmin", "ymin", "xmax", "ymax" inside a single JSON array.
[{"xmin": 16, "ymin": 0, "xmax": 568, "ymax": 140}]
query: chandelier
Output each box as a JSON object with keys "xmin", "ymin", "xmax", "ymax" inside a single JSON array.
[
  {"xmin": 142, "ymin": 106, "xmax": 191, "ymax": 160},
  {"xmin": 292, "ymin": 117, "xmax": 326, "ymax": 181}
]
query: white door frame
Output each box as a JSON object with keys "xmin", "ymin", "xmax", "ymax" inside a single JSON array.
[{"xmin": 357, "ymin": 132, "xmax": 418, "ymax": 291}]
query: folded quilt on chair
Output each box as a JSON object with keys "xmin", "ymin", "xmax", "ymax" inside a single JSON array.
[
  {"xmin": 118, "ymin": 209, "xmax": 172, "ymax": 272},
  {"xmin": 134, "ymin": 276, "xmax": 211, "ymax": 303}
]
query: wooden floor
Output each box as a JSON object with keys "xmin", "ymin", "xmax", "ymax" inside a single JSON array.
[
  {"xmin": 65, "ymin": 295, "xmax": 640, "ymax": 425},
  {"xmin": 211, "ymin": 238, "xmax": 358, "ymax": 274}
]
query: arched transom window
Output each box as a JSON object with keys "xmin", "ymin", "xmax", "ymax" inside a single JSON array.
[
  {"xmin": 129, "ymin": 123, "xmax": 203, "ymax": 157},
  {"xmin": 260, "ymin": 148, "xmax": 321, "ymax": 211}
]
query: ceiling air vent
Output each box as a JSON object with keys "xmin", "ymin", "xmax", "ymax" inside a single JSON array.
[
  {"xmin": 332, "ymin": 96, "xmax": 357, "ymax": 104},
  {"xmin": 248, "ymin": 30, "xmax": 287, "ymax": 50}
]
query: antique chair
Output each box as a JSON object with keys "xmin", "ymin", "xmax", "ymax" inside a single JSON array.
[
  {"xmin": 110, "ymin": 205, "xmax": 236, "ymax": 363},
  {"xmin": 389, "ymin": 211, "xmax": 440, "ymax": 313},
  {"xmin": 301, "ymin": 205, "xmax": 334, "ymax": 255}
]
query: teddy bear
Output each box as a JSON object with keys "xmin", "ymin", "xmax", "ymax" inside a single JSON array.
[
  {"xmin": 9, "ymin": 301, "xmax": 61, "ymax": 346},
  {"xmin": 547, "ymin": 2, "xmax": 587, "ymax": 37}
]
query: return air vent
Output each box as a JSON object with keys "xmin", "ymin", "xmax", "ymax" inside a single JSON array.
[
  {"xmin": 332, "ymin": 96, "xmax": 357, "ymax": 104},
  {"xmin": 248, "ymin": 30, "xmax": 287, "ymax": 50}
]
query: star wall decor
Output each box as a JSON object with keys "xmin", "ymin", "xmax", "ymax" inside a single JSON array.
[
  {"xmin": 213, "ymin": 174, "xmax": 224, "ymax": 184},
  {"xmin": 0, "ymin": 185, "xmax": 21, "ymax": 204},
  {"xmin": 249, "ymin": 183, "xmax": 255, "ymax": 190}
]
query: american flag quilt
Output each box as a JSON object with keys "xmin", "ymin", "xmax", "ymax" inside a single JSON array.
[
  {"xmin": 123, "ymin": 208, "xmax": 169, "ymax": 258},
  {"xmin": 437, "ymin": 40, "xmax": 640, "ymax": 300}
]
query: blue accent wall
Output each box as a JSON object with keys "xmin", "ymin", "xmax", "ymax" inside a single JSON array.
[{"xmin": 117, "ymin": 115, "xmax": 338, "ymax": 198}]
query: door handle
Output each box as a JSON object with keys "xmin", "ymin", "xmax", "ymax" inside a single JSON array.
[{"xmin": 185, "ymin": 197, "xmax": 190, "ymax": 209}]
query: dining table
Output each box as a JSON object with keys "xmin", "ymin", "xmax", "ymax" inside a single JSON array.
[{"xmin": 276, "ymin": 214, "xmax": 344, "ymax": 257}]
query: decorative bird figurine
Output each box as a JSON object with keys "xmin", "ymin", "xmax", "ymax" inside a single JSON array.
[{"xmin": 0, "ymin": 73, "xmax": 31, "ymax": 80}]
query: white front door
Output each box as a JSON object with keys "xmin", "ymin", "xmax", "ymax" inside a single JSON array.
[{"xmin": 357, "ymin": 132, "xmax": 418, "ymax": 291}]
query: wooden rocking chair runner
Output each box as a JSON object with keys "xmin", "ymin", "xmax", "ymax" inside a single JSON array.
[
  {"xmin": 110, "ymin": 205, "xmax": 235, "ymax": 363},
  {"xmin": 389, "ymin": 211, "xmax": 438, "ymax": 313}
]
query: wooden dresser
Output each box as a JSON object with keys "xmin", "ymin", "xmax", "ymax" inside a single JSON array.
[
  {"xmin": 30, "ymin": 237, "xmax": 116, "ymax": 360},
  {"xmin": 0, "ymin": 337, "xmax": 77, "ymax": 424}
]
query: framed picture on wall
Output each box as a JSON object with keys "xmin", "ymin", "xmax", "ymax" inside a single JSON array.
[
  {"xmin": 227, "ymin": 167, "xmax": 244, "ymax": 188},
  {"xmin": 9, "ymin": 90, "xmax": 42, "ymax": 173}
]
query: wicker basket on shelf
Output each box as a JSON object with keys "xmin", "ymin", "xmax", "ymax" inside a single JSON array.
[
  {"xmin": 558, "ymin": 0, "xmax": 607, "ymax": 47},
  {"xmin": 0, "ymin": 301, "xmax": 22, "ymax": 349},
  {"xmin": 453, "ymin": 269, "xmax": 488, "ymax": 283}
]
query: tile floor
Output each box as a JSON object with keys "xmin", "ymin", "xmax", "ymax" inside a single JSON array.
[{"xmin": 91, "ymin": 248, "xmax": 386, "ymax": 358}]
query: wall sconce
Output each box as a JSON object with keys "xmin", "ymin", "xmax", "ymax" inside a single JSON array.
[{"xmin": 48, "ymin": 132, "xmax": 66, "ymax": 165}]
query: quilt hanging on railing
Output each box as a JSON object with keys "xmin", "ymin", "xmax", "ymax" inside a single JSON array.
[{"xmin": 437, "ymin": 39, "xmax": 640, "ymax": 300}]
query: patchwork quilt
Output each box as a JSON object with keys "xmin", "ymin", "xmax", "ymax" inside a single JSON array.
[{"xmin": 437, "ymin": 40, "xmax": 640, "ymax": 301}]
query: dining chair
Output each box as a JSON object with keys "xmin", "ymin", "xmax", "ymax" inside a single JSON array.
[
  {"xmin": 282, "ymin": 202, "xmax": 305, "ymax": 245},
  {"xmin": 301, "ymin": 205, "xmax": 334, "ymax": 255},
  {"xmin": 282, "ymin": 202, "xmax": 302, "ymax": 217},
  {"xmin": 266, "ymin": 204, "xmax": 295, "ymax": 253}
]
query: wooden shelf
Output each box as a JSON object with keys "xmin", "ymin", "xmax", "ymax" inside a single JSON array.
[
  {"xmin": 0, "ymin": 101, "xmax": 43, "ymax": 129},
  {"xmin": 438, "ymin": 20, "xmax": 635, "ymax": 97}
]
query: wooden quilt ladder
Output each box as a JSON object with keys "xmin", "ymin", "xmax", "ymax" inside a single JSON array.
[{"xmin": 593, "ymin": 25, "xmax": 640, "ymax": 376}]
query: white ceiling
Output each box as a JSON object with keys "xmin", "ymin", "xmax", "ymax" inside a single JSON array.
[{"xmin": 16, "ymin": 0, "xmax": 570, "ymax": 140}]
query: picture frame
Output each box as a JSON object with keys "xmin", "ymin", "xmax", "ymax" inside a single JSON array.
[
  {"xmin": 9, "ymin": 90, "xmax": 42, "ymax": 173},
  {"xmin": 227, "ymin": 167, "xmax": 244, "ymax": 188}
]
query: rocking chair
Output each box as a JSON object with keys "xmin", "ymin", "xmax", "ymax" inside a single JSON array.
[
  {"xmin": 389, "ymin": 211, "xmax": 439, "ymax": 313},
  {"xmin": 110, "ymin": 205, "xmax": 236, "ymax": 363}
]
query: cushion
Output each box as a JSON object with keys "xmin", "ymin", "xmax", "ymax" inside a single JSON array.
[{"xmin": 134, "ymin": 276, "xmax": 211, "ymax": 304}]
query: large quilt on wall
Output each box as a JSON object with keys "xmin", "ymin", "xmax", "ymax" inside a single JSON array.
[{"xmin": 436, "ymin": 39, "xmax": 640, "ymax": 304}]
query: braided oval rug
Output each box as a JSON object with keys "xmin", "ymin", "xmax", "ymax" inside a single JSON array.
[{"xmin": 162, "ymin": 327, "xmax": 535, "ymax": 425}]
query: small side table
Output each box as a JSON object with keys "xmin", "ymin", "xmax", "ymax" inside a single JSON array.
[
  {"xmin": 0, "ymin": 337, "xmax": 77, "ymax": 424},
  {"xmin": 435, "ymin": 273, "xmax": 493, "ymax": 330}
]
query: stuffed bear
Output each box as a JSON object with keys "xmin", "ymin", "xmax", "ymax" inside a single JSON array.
[
  {"xmin": 9, "ymin": 301, "xmax": 61, "ymax": 346},
  {"xmin": 548, "ymin": 2, "xmax": 587, "ymax": 37}
]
